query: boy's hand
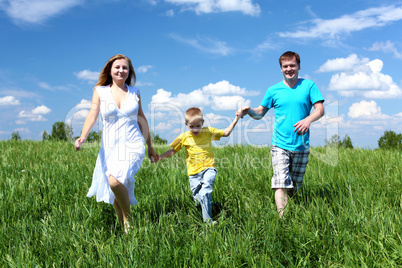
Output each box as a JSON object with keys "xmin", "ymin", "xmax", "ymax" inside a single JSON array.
[{"xmin": 236, "ymin": 107, "xmax": 249, "ymax": 118}]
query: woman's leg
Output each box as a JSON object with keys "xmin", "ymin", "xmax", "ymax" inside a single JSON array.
[
  {"xmin": 108, "ymin": 175, "xmax": 132, "ymax": 226},
  {"xmin": 113, "ymin": 200, "xmax": 124, "ymax": 226}
]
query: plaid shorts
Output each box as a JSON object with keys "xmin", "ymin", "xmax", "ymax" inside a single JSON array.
[{"xmin": 271, "ymin": 145, "xmax": 310, "ymax": 190}]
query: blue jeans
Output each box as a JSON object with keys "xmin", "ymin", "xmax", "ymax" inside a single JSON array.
[{"xmin": 188, "ymin": 167, "xmax": 217, "ymax": 222}]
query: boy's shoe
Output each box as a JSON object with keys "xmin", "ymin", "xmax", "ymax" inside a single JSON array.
[
  {"xmin": 199, "ymin": 220, "xmax": 217, "ymax": 236},
  {"xmin": 204, "ymin": 219, "xmax": 218, "ymax": 226}
]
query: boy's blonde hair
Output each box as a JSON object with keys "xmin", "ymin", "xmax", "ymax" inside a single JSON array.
[{"xmin": 185, "ymin": 107, "xmax": 203, "ymax": 123}]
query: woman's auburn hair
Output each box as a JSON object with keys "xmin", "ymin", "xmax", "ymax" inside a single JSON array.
[{"xmin": 95, "ymin": 54, "xmax": 136, "ymax": 87}]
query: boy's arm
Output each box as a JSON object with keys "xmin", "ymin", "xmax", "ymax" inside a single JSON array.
[
  {"xmin": 223, "ymin": 115, "xmax": 240, "ymax": 137},
  {"xmin": 159, "ymin": 148, "xmax": 177, "ymax": 160}
]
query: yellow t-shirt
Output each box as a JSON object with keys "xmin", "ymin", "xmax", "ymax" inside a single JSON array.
[{"xmin": 170, "ymin": 127, "xmax": 224, "ymax": 175}]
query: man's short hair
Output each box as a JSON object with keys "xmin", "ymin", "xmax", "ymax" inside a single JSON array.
[
  {"xmin": 279, "ymin": 51, "xmax": 301, "ymax": 67},
  {"xmin": 185, "ymin": 107, "xmax": 203, "ymax": 123}
]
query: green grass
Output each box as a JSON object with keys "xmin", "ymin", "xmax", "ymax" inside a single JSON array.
[{"xmin": 0, "ymin": 141, "xmax": 401, "ymax": 267}]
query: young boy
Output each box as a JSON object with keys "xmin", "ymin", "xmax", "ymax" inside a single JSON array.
[{"xmin": 158, "ymin": 107, "xmax": 240, "ymax": 224}]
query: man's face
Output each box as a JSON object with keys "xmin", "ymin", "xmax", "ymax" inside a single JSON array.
[{"xmin": 280, "ymin": 57, "xmax": 300, "ymax": 83}]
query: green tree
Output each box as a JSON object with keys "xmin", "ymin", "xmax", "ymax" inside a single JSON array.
[
  {"xmin": 325, "ymin": 134, "xmax": 340, "ymax": 147},
  {"xmin": 378, "ymin": 130, "xmax": 402, "ymax": 150},
  {"xmin": 11, "ymin": 131, "xmax": 21, "ymax": 141},
  {"xmin": 340, "ymin": 134, "xmax": 353, "ymax": 149},
  {"xmin": 51, "ymin": 121, "xmax": 73, "ymax": 141},
  {"xmin": 326, "ymin": 134, "xmax": 353, "ymax": 149},
  {"xmin": 86, "ymin": 130, "xmax": 102, "ymax": 143},
  {"xmin": 42, "ymin": 131, "xmax": 49, "ymax": 141},
  {"xmin": 151, "ymin": 131, "xmax": 167, "ymax": 145}
]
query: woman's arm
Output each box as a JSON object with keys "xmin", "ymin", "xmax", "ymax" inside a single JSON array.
[
  {"xmin": 137, "ymin": 94, "xmax": 159, "ymax": 162},
  {"xmin": 75, "ymin": 89, "xmax": 100, "ymax": 150}
]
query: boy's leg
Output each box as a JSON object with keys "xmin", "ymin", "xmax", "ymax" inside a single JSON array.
[
  {"xmin": 198, "ymin": 168, "xmax": 217, "ymax": 222},
  {"xmin": 189, "ymin": 168, "xmax": 217, "ymax": 222}
]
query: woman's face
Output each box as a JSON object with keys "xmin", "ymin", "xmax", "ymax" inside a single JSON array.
[{"xmin": 110, "ymin": 59, "xmax": 129, "ymax": 84}]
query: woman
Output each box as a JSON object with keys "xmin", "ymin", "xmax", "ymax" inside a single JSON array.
[{"xmin": 75, "ymin": 54, "xmax": 158, "ymax": 233}]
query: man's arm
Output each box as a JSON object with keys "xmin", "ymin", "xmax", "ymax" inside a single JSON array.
[
  {"xmin": 293, "ymin": 101, "xmax": 325, "ymax": 135},
  {"xmin": 236, "ymin": 105, "xmax": 268, "ymax": 120}
]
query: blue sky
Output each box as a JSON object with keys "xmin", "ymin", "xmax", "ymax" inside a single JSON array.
[{"xmin": 1, "ymin": 0, "xmax": 401, "ymax": 149}]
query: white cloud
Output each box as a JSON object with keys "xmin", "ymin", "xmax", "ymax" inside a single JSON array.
[
  {"xmin": 0, "ymin": 96, "xmax": 20, "ymax": 106},
  {"xmin": 38, "ymin": 82, "xmax": 68, "ymax": 91},
  {"xmin": 348, "ymin": 100, "xmax": 384, "ymax": 119},
  {"xmin": 367, "ymin": 40, "xmax": 402, "ymax": 59},
  {"xmin": 137, "ymin": 65, "xmax": 154, "ymax": 74},
  {"xmin": 71, "ymin": 109, "xmax": 89, "ymax": 120},
  {"xmin": 165, "ymin": 9, "xmax": 174, "ymax": 17},
  {"xmin": 151, "ymin": 80, "xmax": 255, "ymax": 111},
  {"xmin": 211, "ymin": 95, "xmax": 250, "ymax": 111},
  {"xmin": 336, "ymin": 101, "xmax": 402, "ymax": 141},
  {"xmin": 279, "ymin": 5, "xmax": 402, "ymax": 40},
  {"xmin": 75, "ymin": 70, "xmax": 100, "ymax": 82},
  {"xmin": 64, "ymin": 99, "xmax": 91, "ymax": 125},
  {"xmin": 17, "ymin": 104, "xmax": 51, "ymax": 122},
  {"xmin": 319, "ymin": 54, "xmax": 402, "ymax": 99},
  {"xmin": 18, "ymin": 112, "xmax": 45, "ymax": 122},
  {"xmin": 0, "ymin": 0, "xmax": 82, "ymax": 25},
  {"xmin": 155, "ymin": 122, "xmax": 174, "ymax": 131},
  {"xmin": 13, "ymin": 127, "xmax": 30, "ymax": 133},
  {"xmin": 251, "ymin": 37, "xmax": 279, "ymax": 58},
  {"xmin": 316, "ymin": 54, "xmax": 369, "ymax": 73},
  {"xmin": 165, "ymin": 0, "xmax": 260, "ymax": 16},
  {"xmin": 169, "ymin": 33, "xmax": 233, "ymax": 56},
  {"xmin": 151, "ymin": 88, "xmax": 210, "ymax": 109},
  {"xmin": 202, "ymin": 80, "xmax": 258, "ymax": 96},
  {"xmin": 32, "ymin": 105, "xmax": 51, "ymax": 115}
]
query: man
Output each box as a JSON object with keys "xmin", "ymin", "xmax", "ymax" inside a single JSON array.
[{"xmin": 237, "ymin": 51, "xmax": 325, "ymax": 218}]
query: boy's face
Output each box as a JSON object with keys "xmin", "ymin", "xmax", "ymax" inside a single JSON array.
[{"xmin": 185, "ymin": 119, "xmax": 204, "ymax": 136}]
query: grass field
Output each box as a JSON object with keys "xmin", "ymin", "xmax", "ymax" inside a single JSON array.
[{"xmin": 0, "ymin": 140, "xmax": 401, "ymax": 267}]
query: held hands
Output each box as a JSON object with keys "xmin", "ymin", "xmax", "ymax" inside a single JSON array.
[
  {"xmin": 148, "ymin": 147, "xmax": 159, "ymax": 163},
  {"xmin": 236, "ymin": 106, "xmax": 249, "ymax": 118}
]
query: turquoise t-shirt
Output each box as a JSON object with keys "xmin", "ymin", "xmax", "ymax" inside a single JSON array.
[{"xmin": 261, "ymin": 79, "xmax": 324, "ymax": 151}]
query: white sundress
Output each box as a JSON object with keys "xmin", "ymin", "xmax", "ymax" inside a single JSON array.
[{"xmin": 86, "ymin": 85, "xmax": 145, "ymax": 205}]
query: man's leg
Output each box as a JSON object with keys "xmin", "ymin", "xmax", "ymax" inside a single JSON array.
[
  {"xmin": 271, "ymin": 145, "xmax": 293, "ymax": 218},
  {"xmin": 274, "ymin": 188, "xmax": 289, "ymax": 218},
  {"xmin": 290, "ymin": 147, "xmax": 310, "ymax": 192}
]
